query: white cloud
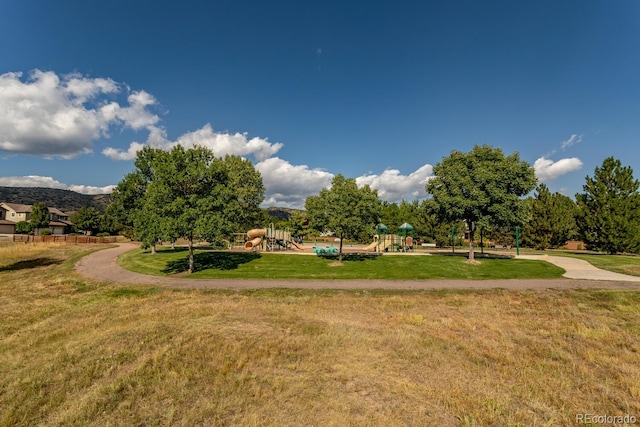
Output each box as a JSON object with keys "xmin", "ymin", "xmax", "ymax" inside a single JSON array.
[
  {"xmin": 356, "ymin": 164, "xmax": 433, "ymax": 203},
  {"xmin": 256, "ymin": 157, "xmax": 334, "ymax": 208},
  {"xmin": 561, "ymin": 134, "xmax": 582, "ymax": 151},
  {"xmin": 534, "ymin": 157, "xmax": 583, "ymax": 181},
  {"xmin": 255, "ymin": 160, "xmax": 434, "ymax": 208},
  {"xmin": 102, "ymin": 142, "xmax": 147, "ymax": 161},
  {"xmin": 0, "ymin": 69, "xmax": 160, "ymax": 158},
  {"xmin": 103, "ymin": 123, "xmax": 283, "ymax": 162},
  {"xmin": 68, "ymin": 183, "xmax": 116, "ymax": 195},
  {"xmin": 0, "ymin": 175, "xmax": 114, "ymax": 194}
]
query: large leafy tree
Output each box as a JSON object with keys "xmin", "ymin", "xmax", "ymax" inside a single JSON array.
[
  {"xmin": 71, "ymin": 207, "xmax": 103, "ymax": 236},
  {"xmin": 305, "ymin": 174, "xmax": 382, "ymax": 261},
  {"xmin": 109, "ymin": 145, "xmax": 263, "ymax": 273},
  {"xmin": 104, "ymin": 167, "xmax": 150, "ymax": 239},
  {"xmin": 143, "ymin": 145, "xmax": 234, "ymax": 272},
  {"xmin": 221, "ymin": 155, "xmax": 266, "ymax": 234},
  {"xmin": 522, "ymin": 184, "xmax": 578, "ymax": 249},
  {"xmin": 425, "ymin": 145, "xmax": 537, "ymax": 262},
  {"xmin": 30, "ymin": 202, "xmax": 50, "ymax": 235},
  {"xmin": 575, "ymin": 157, "xmax": 640, "ymax": 254}
]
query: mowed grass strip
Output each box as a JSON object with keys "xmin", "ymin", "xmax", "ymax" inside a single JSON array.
[
  {"xmin": 1, "ymin": 243, "xmax": 639, "ymax": 426},
  {"xmin": 117, "ymin": 247, "xmax": 564, "ymax": 280}
]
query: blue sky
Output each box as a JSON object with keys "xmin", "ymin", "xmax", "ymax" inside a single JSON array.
[{"xmin": 1, "ymin": 1, "xmax": 639, "ymax": 208}]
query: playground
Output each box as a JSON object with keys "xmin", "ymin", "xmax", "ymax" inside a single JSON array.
[
  {"xmin": 238, "ymin": 224, "xmax": 305, "ymax": 252},
  {"xmin": 235, "ymin": 222, "xmax": 418, "ymax": 255}
]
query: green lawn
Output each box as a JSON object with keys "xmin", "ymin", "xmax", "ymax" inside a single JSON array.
[{"xmin": 117, "ymin": 247, "xmax": 565, "ymax": 280}]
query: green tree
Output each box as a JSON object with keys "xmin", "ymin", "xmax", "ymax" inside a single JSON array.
[
  {"xmin": 380, "ymin": 201, "xmax": 401, "ymax": 230},
  {"xmin": 105, "ymin": 170, "xmax": 149, "ymax": 238},
  {"xmin": 522, "ymin": 184, "xmax": 578, "ymax": 249},
  {"xmin": 575, "ymin": 157, "xmax": 640, "ymax": 254},
  {"xmin": 14, "ymin": 221, "xmax": 33, "ymax": 234},
  {"xmin": 222, "ymin": 155, "xmax": 266, "ymax": 233},
  {"xmin": 425, "ymin": 145, "xmax": 537, "ymax": 262},
  {"xmin": 118, "ymin": 145, "xmax": 265, "ymax": 272},
  {"xmin": 305, "ymin": 174, "xmax": 382, "ymax": 261},
  {"xmin": 287, "ymin": 211, "xmax": 311, "ymax": 240},
  {"xmin": 30, "ymin": 202, "xmax": 50, "ymax": 235},
  {"xmin": 71, "ymin": 207, "xmax": 103, "ymax": 235},
  {"xmin": 143, "ymin": 145, "xmax": 236, "ymax": 272}
]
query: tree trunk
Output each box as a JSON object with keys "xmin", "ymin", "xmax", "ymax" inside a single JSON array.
[
  {"xmin": 151, "ymin": 243, "xmax": 156, "ymax": 254},
  {"xmin": 338, "ymin": 232, "xmax": 344, "ymax": 262},
  {"xmin": 188, "ymin": 234, "xmax": 195, "ymax": 274},
  {"xmin": 467, "ymin": 220, "xmax": 475, "ymax": 262}
]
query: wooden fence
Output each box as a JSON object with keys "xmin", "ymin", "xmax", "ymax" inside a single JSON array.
[{"xmin": 10, "ymin": 235, "xmax": 118, "ymax": 244}]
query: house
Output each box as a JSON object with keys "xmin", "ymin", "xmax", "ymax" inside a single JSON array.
[{"xmin": 0, "ymin": 202, "xmax": 73, "ymax": 235}]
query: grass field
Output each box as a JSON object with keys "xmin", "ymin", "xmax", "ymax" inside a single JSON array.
[
  {"xmin": 2, "ymin": 243, "xmax": 640, "ymax": 426},
  {"xmin": 117, "ymin": 246, "xmax": 565, "ymax": 280}
]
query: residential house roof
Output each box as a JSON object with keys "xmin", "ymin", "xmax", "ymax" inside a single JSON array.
[{"xmin": 1, "ymin": 202, "xmax": 33, "ymax": 213}]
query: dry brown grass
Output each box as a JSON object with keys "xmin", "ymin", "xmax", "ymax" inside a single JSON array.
[{"xmin": 1, "ymin": 243, "xmax": 639, "ymax": 426}]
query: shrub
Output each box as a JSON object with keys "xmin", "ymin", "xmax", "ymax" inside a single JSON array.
[
  {"xmin": 39, "ymin": 228, "xmax": 52, "ymax": 236},
  {"xmin": 96, "ymin": 232, "xmax": 110, "ymax": 237},
  {"xmin": 14, "ymin": 221, "xmax": 33, "ymax": 234}
]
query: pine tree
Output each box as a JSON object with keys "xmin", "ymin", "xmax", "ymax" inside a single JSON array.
[
  {"xmin": 523, "ymin": 184, "xmax": 578, "ymax": 249},
  {"xmin": 576, "ymin": 157, "xmax": 640, "ymax": 254}
]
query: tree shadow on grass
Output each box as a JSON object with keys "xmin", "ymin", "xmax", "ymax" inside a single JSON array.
[
  {"xmin": 317, "ymin": 253, "xmax": 383, "ymax": 262},
  {"xmin": 163, "ymin": 252, "xmax": 262, "ymax": 274},
  {"xmin": 0, "ymin": 257, "xmax": 62, "ymax": 272}
]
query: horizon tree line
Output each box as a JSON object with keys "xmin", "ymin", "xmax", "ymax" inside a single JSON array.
[{"xmin": 13, "ymin": 145, "xmax": 640, "ymax": 263}]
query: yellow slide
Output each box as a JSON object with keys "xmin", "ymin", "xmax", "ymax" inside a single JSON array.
[
  {"xmin": 290, "ymin": 240, "xmax": 306, "ymax": 251},
  {"xmin": 244, "ymin": 228, "xmax": 266, "ymax": 250}
]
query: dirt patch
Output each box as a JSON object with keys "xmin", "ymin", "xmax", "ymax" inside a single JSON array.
[{"xmin": 329, "ymin": 261, "xmax": 344, "ymax": 267}]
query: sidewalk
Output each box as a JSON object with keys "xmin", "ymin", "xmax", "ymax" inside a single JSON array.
[{"xmin": 516, "ymin": 254, "xmax": 640, "ymax": 282}]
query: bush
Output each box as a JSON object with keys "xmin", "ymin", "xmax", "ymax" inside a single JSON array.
[
  {"xmin": 96, "ymin": 232, "xmax": 111, "ymax": 237},
  {"xmin": 14, "ymin": 221, "xmax": 33, "ymax": 235},
  {"xmin": 39, "ymin": 228, "xmax": 52, "ymax": 236}
]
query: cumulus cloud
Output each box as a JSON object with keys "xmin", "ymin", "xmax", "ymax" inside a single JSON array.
[
  {"xmin": 356, "ymin": 164, "xmax": 433, "ymax": 203},
  {"xmin": 534, "ymin": 157, "xmax": 583, "ymax": 181},
  {"xmin": 255, "ymin": 157, "xmax": 334, "ymax": 208},
  {"xmin": 255, "ymin": 160, "xmax": 434, "ymax": 208},
  {"xmin": 0, "ymin": 175, "xmax": 114, "ymax": 194},
  {"xmin": 0, "ymin": 69, "xmax": 160, "ymax": 158},
  {"xmin": 103, "ymin": 123, "xmax": 283, "ymax": 162}
]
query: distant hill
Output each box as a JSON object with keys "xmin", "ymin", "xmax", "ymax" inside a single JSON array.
[
  {"xmin": 264, "ymin": 206, "xmax": 304, "ymax": 221},
  {"xmin": 0, "ymin": 187, "xmax": 304, "ymax": 218},
  {"xmin": 0, "ymin": 187, "xmax": 111, "ymax": 212}
]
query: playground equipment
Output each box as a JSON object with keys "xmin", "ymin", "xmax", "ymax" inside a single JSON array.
[
  {"xmin": 244, "ymin": 224, "xmax": 305, "ymax": 251},
  {"xmin": 312, "ymin": 245, "xmax": 339, "ymax": 254},
  {"xmin": 364, "ymin": 222, "xmax": 414, "ymax": 252}
]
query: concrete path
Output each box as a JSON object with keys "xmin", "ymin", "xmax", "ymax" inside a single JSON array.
[
  {"xmin": 516, "ymin": 254, "xmax": 640, "ymax": 282},
  {"xmin": 72, "ymin": 243, "xmax": 640, "ymax": 290}
]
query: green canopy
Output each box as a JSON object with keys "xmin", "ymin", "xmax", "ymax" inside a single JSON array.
[
  {"xmin": 398, "ymin": 222, "xmax": 414, "ymax": 231},
  {"xmin": 376, "ymin": 223, "xmax": 388, "ymax": 232}
]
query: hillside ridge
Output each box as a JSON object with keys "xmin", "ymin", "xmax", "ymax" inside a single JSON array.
[{"xmin": 0, "ymin": 187, "xmax": 111, "ymax": 212}]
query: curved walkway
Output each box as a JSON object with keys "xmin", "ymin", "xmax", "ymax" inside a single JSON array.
[
  {"xmin": 74, "ymin": 243, "xmax": 640, "ymax": 290},
  {"xmin": 516, "ymin": 254, "xmax": 640, "ymax": 282}
]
